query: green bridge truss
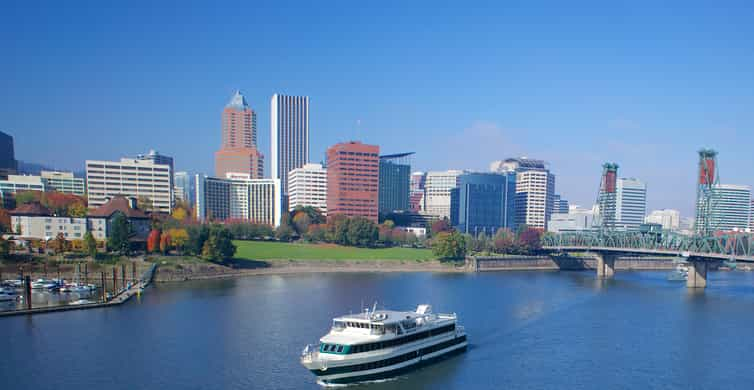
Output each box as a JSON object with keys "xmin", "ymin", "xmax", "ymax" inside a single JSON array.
[{"xmin": 542, "ymin": 231, "xmax": 754, "ymax": 260}]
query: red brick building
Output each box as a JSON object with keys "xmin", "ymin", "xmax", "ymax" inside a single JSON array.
[
  {"xmin": 215, "ymin": 91, "xmax": 264, "ymax": 179},
  {"xmin": 326, "ymin": 141, "xmax": 380, "ymax": 222}
]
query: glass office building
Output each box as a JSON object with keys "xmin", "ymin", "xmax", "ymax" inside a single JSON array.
[{"xmin": 451, "ymin": 172, "xmax": 516, "ymax": 235}]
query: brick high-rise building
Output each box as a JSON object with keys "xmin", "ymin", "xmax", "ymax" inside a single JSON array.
[
  {"xmin": 326, "ymin": 141, "xmax": 379, "ymax": 222},
  {"xmin": 215, "ymin": 91, "xmax": 264, "ymax": 179}
]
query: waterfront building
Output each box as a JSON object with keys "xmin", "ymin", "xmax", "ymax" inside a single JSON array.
[
  {"xmin": 615, "ymin": 178, "xmax": 647, "ymax": 231},
  {"xmin": 87, "ymin": 196, "xmax": 151, "ymax": 241},
  {"xmin": 40, "ymin": 171, "xmax": 86, "ymax": 196},
  {"xmin": 409, "ymin": 172, "xmax": 426, "ymax": 212},
  {"xmin": 271, "ymin": 94, "xmax": 309, "ymax": 200},
  {"xmin": 552, "ymin": 194, "xmax": 569, "ymax": 214},
  {"xmin": 424, "ymin": 170, "xmax": 464, "ymax": 219},
  {"xmin": 645, "ymin": 209, "xmax": 681, "ymax": 231},
  {"xmin": 10, "ymin": 202, "xmax": 87, "ymax": 240},
  {"xmin": 378, "ymin": 153, "xmax": 413, "ymax": 216},
  {"xmin": 215, "ymin": 91, "xmax": 264, "ymax": 179},
  {"xmin": 326, "ymin": 141, "xmax": 379, "ymax": 222},
  {"xmin": 450, "ymin": 172, "xmax": 516, "ymax": 235},
  {"xmin": 195, "ymin": 173, "xmax": 281, "ymax": 226},
  {"xmin": 695, "ymin": 184, "xmax": 752, "ymax": 232},
  {"xmin": 0, "ymin": 130, "xmax": 17, "ymax": 178},
  {"xmin": 288, "ymin": 163, "xmax": 327, "ymax": 214},
  {"xmin": 85, "ymin": 158, "xmax": 173, "ymax": 213},
  {"xmin": 547, "ymin": 206, "xmax": 595, "ymax": 233},
  {"xmin": 493, "ymin": 158, "xmax": 554, "ymax": 230}
]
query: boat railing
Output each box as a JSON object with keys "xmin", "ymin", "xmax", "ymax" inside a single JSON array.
[
  {"xmin": 456, "ymin": 325, "xmax": 465, "ymax": 336},
  {"xmin": 301, "ymin": 344, "xmax": 319, "ymax": 362}
]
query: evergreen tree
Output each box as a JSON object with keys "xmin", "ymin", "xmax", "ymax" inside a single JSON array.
[{"xmin": 107, "ymin": 213, "xmax": 132, "ymax": 255}]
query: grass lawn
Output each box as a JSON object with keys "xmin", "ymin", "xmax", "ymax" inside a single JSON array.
[{"xmin": 233, "ymin": 240, "xmax": 436, "ymax": 261}]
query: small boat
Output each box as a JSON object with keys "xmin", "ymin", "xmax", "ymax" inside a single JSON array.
[
  {"xmin": 31, "ymin": 279, "xmax": 60, "ymax": 290},
  {"xmin": 667, "ymin": 264, "xmax": 689, "ymax": 281},
  {"xmin": 0, "ymin": 287, "xmax": 17, "ymax": 295},
  {"xmin": 69, "ymin": 299, "xmax": 95, "ymax": 305},
  {"xmin": 2, "ymin": 279, "xmax": 23, "ymax": 288},
  {"xmin": 301, "ymin": 304, "xmax": 467, "ymax": 385},
  {"xmin": 0, "ymin": 293, "xmax": 18, "ymax": 302}
]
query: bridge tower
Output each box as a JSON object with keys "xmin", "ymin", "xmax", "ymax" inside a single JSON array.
[
  {"xmin": 694, "ymin": 149, "xmax": 719, "ymax": 236},
  {"xmin": 594, "ymin": 162, "xmax": 619, "ymax": 232}
]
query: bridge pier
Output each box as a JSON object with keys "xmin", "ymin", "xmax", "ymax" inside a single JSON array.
[
  {"xmin": 595, "ymin": 253, "xmax": 616, "ymax": 279},
  {"xmin": 686, "ymin": 259, "xmax": 708, "ymax": 289}
]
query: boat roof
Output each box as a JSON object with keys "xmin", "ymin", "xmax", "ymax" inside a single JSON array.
[{"xmin": 335, "ymin": 309, "xmax": 426, "ymax": 325}]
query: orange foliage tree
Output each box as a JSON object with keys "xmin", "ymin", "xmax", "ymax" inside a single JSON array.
[
  {"xmin": 147, "ymin": 229, "xmax": 161, "ymax": 253},
  {"xmin": 159, "ymin": 233, "xmax": 171, "ymax": 255}
]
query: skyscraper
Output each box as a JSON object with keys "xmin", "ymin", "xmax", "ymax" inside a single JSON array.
[
  {"xmin": 424, "ymin": 170, "xmax": 464, "ymax": 219},
  {"xmin": 0, "ymin": 131, "xmax": 17, "ymax": 178},
  {"xmin": 695, "ymin": 184, "xmax": 751, "ymax": 232},
  {"xmin": 86, "ymin": 158, "xmax": 173, "ymax": 213},
  {"xmin": 271, "ymin": 94, "xmax": 309, "ymax": 200},
  {"xmin": 493, "ymin": 158, "xmax": 555, "ymax": 230},
  {"xmin": 409, "ymin": 172, "xmax": 426, "ymax": 212},
  {"xmin": 195, "ymin": 173, "xmax": 281, "ymax": 226},
  {"xmin": 288, "ymin": 163, "xmax": 327, "ymax": 214},
  {"xmin": 378, "ymin": 153, "xmax": 413, "ymax": 215},
  {"xmin": 450, "ymin": 172, "xmax": 516, "ymax": 235},
  {"xmin": 552, "ymin": 194, "xmax": 569, "ymax": 214},
  {"xmin": 326, "ymin": 141, "xmax": 379, "ymax": 222},
  {"xmin": 215, "ymin": 91, "xmax": 264, "ymax": 179},
  {"xmin": 615, "ymin": 178, "xmax": 647, "ymax": 231}
]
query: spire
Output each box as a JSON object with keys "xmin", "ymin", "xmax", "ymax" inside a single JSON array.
[{"xmin": 226, "ymin": 90, "xmax": 249, "ymax": 110}]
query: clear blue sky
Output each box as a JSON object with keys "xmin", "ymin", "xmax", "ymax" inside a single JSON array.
[{"xmin": 3, "ymin": 0, "xmax": 754, "ymax": 217}]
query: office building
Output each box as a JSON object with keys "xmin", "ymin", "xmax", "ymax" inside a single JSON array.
[
  {"xmin": 615, "ymin": 178, "xmax": 647, "ymax": 231},
  {"xmin": 40, "ymin": 171, "xmax": 86, "ymax": 196},
  {"xmin": 271, "ymin": 94, "xmax": 309, "ymax": 199},
  {"xmin": 450, "ymin": 172, "xmax": 516, "ymax": 235},
  {"xmin": 10, "ymin": 202, "xmax": 88, "ymax": 240},
  {"xmin": 493, "ymin": 158, "xmax": 554, "ymax": 230},
  {"xmin": 409, "ymin": 172, "xmax": 426, "ymax": 212},
  {"xmin": 548, "ymin": 206, "xmax": 596, "ymax": 233},
  {"xmin": 0, "ymin": 175, "xmax": 45, "ymax": 197},
  {"xmin": 645, "ymin": 209, "xmax": 681, "ymax": 231},
  {"xmin": 378, "ymin": 152, "xmax": 412, "ymax": 215},
  {"xmin": 552, "ymin": 194, "xmax": 569, "ymax": 214},
  {"xmin": 326, "ymin": 141, "xmax": 379, "ymax": 222},
  {"xmin": 85, "ymin": 158, "xmax": 173, "ymax": 213},
  {"xmin": 174, "ymin": 171, "xmax": 194, "ymax": 205},
  {"xmin": 695, "ymin": 184, "xmax": 751, "ymax": 232},
  {"xmin": 87, "ymin": 196, "xmax": 151, "ymax": 241},
  {"xmin": 195, "ymin": 173, "xmax": 281, "ymax": 226},
  {"xmin": 215, "ymin": 91, "xmax": 264, "ymax": 179},
  {"xmin": 424, "ymin": 170, "xmax": 464, "ymax": 219},
  {"xmin": 0, "ymin": 131, "xmax": 17, "ymax": 178},
  {"xmin": 138, "ymin": 150, "xmax": 174, "ymax": 193},
  {"xmin": 288, "ymin": 163, "xmax": 327, "ymax": 214}
]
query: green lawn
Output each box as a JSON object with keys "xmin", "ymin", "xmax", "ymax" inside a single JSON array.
[{"xmin": 233, "ymin": 240, "xmax": 435, "ymax": 261}]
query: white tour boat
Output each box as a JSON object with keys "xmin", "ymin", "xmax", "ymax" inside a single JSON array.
[{"xmin": 301, "ymin": 304, "xmax": 467, "ymax": 385}]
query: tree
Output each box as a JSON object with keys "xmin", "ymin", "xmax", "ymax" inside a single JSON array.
[
  {"xmin": 493, "ymin": 228, "xmax": 517, "ymax": 254},
  {"xmin": 347, "ymin": 217, "xmax": 378, "ymax": 247},
  {"xmin": 430, "ymin": 218, "xmax": 452, "ymax": 236},
  {"xmin": 137, "ymin": 196, "xmax": 153, "ymax": 212},
  {"xmin": 326, "ymin": 214, "xmax": 350, "ymax": 244},
  {"xmin": 172, "ymin": 207, "xmax": 188, "ymax": 221},
  {"xmin": 167, "ymin": 228, "xmax": 189, "ymax": 253},
  {"xmin": 147, "ymin": 229, "xmax": 161, "ymax": 253},
  {"xmin": 186, "ymin": 225, "xmax": 209, "ymax": 255},
  {"xmin": 518, "ymin": 227, "xmax": 543, "ymax": 254},
  {"xmin": 107, "ymin": 213, "xmax": 132, "ymax": 255},
  {"xmin": 0, "ymin": 208, "xmax": 10, "ymax": 232},
  {"xmin": 291, "ymin": 212, "xmax": 312, "ymax": 235},
  {"xmin": 14, "ymin": 191, "xmax": 41, "ymax": 206},
  {"xmin": 159, "ymin": 232, "xmax": 171, "ymax": 255},
  {"xmin": 275, "ymin": 224, "xmax": 295, "ymax": 242},
  {"xmin": 432, "ymin": 231, "xmax": 466, "ymax": 260},
  {"xmin": 84, "ymin": 231, "xmax": 97, "ymax": 259},
  {"xmin": 304, "ymin": 224, "xmax": 327, "ymax": 242},
  {"xmin": 67, "ymin": 202, "xmax": 88, "ymax": 217},
  {"xmin": 52, "ymin": 232, "xmax": 69, "ymax": 254},
  {"xmin": 202, "ymin": 225, "xmax": 236, "ymax": 262}
]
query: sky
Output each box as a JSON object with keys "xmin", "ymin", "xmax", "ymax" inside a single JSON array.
[{"xmin": 3, "ymin": 0, "xmax": 754, "ymax": 217}]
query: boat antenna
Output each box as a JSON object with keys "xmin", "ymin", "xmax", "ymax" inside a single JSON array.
[{"xmin": 372, "ymin": 301, "xmax": 377, "ymax": 315}]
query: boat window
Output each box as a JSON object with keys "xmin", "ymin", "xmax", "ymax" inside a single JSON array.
[{"xmin": 337, "ymin": 345, "xmax": 343, "ymax": 353}]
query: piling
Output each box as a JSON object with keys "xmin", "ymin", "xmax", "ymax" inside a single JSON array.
[
  {"xmin": 121, "ymin": 264, "xmax": 126, "ymax": 288},
  {"xmin": 25, "ymin": 276, "xmax": 32, "ymax": 310},
  {"xmin": 101, "ymin": 272, "xmax": 106, "ymax": 301},
  {"xmin": 112, "ymin": 268, "xmax": 117, "ymax": 293},
  {"xmin": 84, "ymin": 263, "xmax": 89, "ymax": 283}
]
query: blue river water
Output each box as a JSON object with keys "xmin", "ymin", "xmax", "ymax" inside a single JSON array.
[{"xmin": 4, "ymin": 270, "xmax": 754, "ymax": 389}]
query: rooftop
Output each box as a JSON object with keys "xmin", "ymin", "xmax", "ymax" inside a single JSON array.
[
  {"xmin": 88, "ymin": 196, "xmax": 149, "ymax": 219},
  {"xmin": 9, "ymin": 202, "xmax": 51, "ymax": 216},
  {"xmin": 226, "ymin": 90, "xmax": 250, "ymax": 110}
]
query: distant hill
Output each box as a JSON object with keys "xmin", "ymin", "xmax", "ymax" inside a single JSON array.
[{"xmin": 17, "ymin": 160, "xmax": 85, "ymax": 177}]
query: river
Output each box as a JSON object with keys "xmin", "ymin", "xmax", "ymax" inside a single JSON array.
[{"xmin": 4, "ymin": 270, "xmax": 754, "ymax": 389}]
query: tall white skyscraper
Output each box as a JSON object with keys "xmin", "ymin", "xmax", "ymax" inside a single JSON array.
[
  {"xmin": 492, "ymin": 158, "xmax": 555, "ymax": 230},
  {"xmin": 271, "ymin": 94, "xmax": 309, "ymax": 199},
  {"xmin": 424, "ymin": 170, "xmax": 465, "ymax": 219},
  {"xmin": 615, "ymin": 178, "xmax": 647, "ymax": 231}
]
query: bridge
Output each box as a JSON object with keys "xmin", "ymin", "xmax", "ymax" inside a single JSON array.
[{"xmin": 542, "ymin": 231, "xmax": 754, "ymax": 288}]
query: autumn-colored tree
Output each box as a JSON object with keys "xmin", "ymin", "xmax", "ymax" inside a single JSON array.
[
  {"xmin": 171, "ymin": 207, "xmax": 188, "ymax": 221},
  {"xmin": 52, "ymin": 232, "xmax": 69, "ymax": 254},
  {"xmin": 67, "ymin": 202, "xmax": 88, "ymax": 217},
  {"xmin": 84, "ymin": 231, "xmax": 98, "ymax": 259},
  {"xmin": 159, "ymin": 232, "xmax": 171, "ymax": 254},
  {"xmin": 14, "ymin": 191, "xmax": 42, "ymax": 206},
  {"xmin": 147, "ymin": 229, "xmax": 161, "ymax": 253},
  {"xmin": 493, "ymin": 228, "xmax": 517, "ymax": 253},
  {"xmin": 291, "ymin": 211, "xmax": 312, "ymax": 235},
  {"xmin": 45, "ymin": 192, "xmax": 87, "ymax": 215},
  {"xmin": 304, "ymin": 224, "xmax": 327, "ymax": 242},
  {"xmin": 518, "ymin": 227, "xmax": 543, "ymax": 254},
  {"xmin": 430, "ymin": 219, "xmax": 452, "ymax": 236},
  {"xmin": 167, "ymin": 228, "xmax": 189, "ymax": 253},
  {"xmin": 432, "ymin": 231, "xmax": 466, "ymax": 260}
]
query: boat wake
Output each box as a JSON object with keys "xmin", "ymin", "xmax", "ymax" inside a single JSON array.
[{"xmin": 316, "ymin": 377, "xmax": 399, "ymax": 388}]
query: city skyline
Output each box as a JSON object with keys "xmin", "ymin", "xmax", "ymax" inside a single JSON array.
[{"xmin": 5, "ymin": 2, "xmax": 754, "ymax": 216}]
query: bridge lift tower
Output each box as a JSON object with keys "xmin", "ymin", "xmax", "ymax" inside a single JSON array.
[
  {"xmin": 694, "ymin": 149, "xmax": 720, "ymax": 237},
  {"xmin": 594, "ymin": 162, "xmax": 619, "ymax": 233}
]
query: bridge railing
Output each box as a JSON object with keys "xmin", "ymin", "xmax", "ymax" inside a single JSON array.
[{"xmin": 543, "ymin": 231, "xmax": 754, "ymax": 259}]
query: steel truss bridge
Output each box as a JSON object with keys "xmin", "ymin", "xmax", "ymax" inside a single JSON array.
[{"xmin": 542, "ymin": 231, "xmax": 754, "ymax": 288}]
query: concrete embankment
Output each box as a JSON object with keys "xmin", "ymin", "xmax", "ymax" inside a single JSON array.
[{"xmin": 470, "ymin": 255, "xmax": 678, "ymax": 272}]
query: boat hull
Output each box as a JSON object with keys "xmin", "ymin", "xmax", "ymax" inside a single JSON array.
[{"xmin": 311, "ymin": 335, "xmax": 467, "ymax": 384}]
